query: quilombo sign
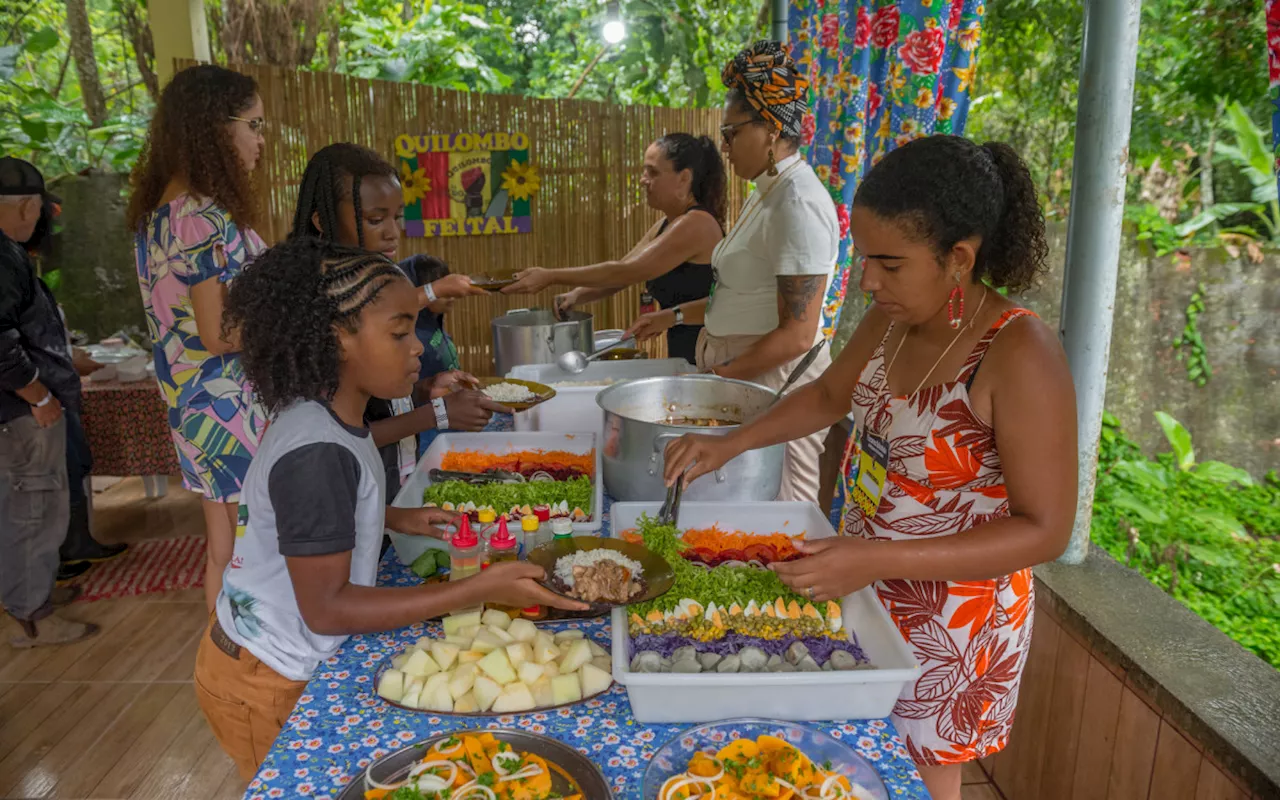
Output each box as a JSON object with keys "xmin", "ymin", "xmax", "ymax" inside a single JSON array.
[{"xmin": 395, "ymin": 132, "xmax": 540, "ymax": 238}]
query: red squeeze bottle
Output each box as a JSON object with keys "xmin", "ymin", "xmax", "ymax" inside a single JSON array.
[{"xmin": 484, "ymin": 518, "xmax": 519, "ymax": 616}]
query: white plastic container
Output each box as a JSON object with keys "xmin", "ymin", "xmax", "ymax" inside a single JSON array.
[
  {"xmin": 610, "ymin": 501, "xmax": 921, "ymax": 723},
  {"xmin": 509, "ymin": 359, "xmax": 696, "ymax": 436},
  {"xmin": 387, "ymin": 432, "xmax": 603, "ymax": 567}
]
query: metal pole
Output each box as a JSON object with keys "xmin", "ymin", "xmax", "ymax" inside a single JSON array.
[
  {"xmin": 771, "ymin": 0, "xmax": 788, "ymax": 43},
  {"xmin": 1057, "ymin": 0, "xmax": 1142, "ymax": 564}
]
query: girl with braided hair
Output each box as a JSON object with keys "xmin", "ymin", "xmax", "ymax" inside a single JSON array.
[
  {"xmin": 195, "ymin": 237, "xmax": 585, "ymax": 779},
  {"xmin": 291, "ymin": 144, "xmax": 508, "ymax": 491},
  {"xmin": 128, "ymin": 64, "xmax": 269, "ymax": 611},
  {"xmin": 632, "ymin": 41, "xmax": 840, "ymax": 505}
]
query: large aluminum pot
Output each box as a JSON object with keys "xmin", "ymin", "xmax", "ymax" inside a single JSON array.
[
  {"xmin": 597, "ymin": 375, "xmax": 784, "ymax": 502},
  {"xmin": 492, "ymin": 308, "xmax": 593, "ymax": 376}
]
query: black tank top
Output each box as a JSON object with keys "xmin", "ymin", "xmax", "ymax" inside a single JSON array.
[{"xmin": 646, "ymin": 206, "xmax": 719, "ymax": 364}]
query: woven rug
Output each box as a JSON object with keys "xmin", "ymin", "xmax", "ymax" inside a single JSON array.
[{"xmin": 73, "ymin": 535, "xmax": 205, "ymax": 602}]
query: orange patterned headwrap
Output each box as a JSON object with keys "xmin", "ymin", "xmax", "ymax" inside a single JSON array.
[{"xmin": 721, "ymin": 40, "xmax": 809, "ymax": 139}]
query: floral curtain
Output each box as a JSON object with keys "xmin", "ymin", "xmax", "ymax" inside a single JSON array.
[
  {"xmin": 1269, "ymin": 0, "xmax": 1280, "ymax": 201},
  {"xmin": 788, "ymin": 0, "xmax": 988, "ymax": 340}
]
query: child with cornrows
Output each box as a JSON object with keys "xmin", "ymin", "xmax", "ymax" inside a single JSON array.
[{"xmin": 192, "ymin": 237, "xmax": 584, "ymax": 779}]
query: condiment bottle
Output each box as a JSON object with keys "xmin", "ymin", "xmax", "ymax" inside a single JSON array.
[
  {"xmin": 551, "ymin": 517, "xmax": 574, "ymax": 541},
  {"xmin": 449, "ymin": 516, "xmax": 482, "ymax": 582},
  {"xmin": 483, "ymin": 518, "xmax": 520, "ymax": 615},
  {"xmin": 519, "ymin": 515, "xmax": 547, "ymax": 621},
  {"xmin": 520, "ymin": 514, "xmax": 541, "ymax": 557},
  {"xmin": 476, "ymin": 508, "xmax": 497, "ymax": 543}
]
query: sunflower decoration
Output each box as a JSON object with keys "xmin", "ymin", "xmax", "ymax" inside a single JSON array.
[
  {"xmin": 400, "ymin": 162, "xmax": 431, "ymax": 205},
  {"xmin": 500, "ymin": 160, "xmax": 541, "ymax": 202}
]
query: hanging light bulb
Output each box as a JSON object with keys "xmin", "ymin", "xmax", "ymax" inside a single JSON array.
[{"xmin": 602, "ymin": 19, "xmax": 626, "ymax": 44}]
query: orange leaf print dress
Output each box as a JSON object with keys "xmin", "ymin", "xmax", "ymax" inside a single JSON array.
[{"xmin": 841, "ymin": 309, "xmax": 1036, "ymax": 766}]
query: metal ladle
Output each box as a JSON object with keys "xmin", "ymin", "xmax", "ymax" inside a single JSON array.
[{"xmin": 556, "ymin": 339, "xmax": 627, "ymax": 374}]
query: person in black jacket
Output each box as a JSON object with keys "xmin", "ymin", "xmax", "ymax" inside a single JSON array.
[{"xmin": 0, "ymin": 157, "xmax": 99, "ymax": 647}]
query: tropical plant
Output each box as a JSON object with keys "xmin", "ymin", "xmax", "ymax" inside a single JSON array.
[{"xmin": 1092, "ymin": 412, "xmax": 1280, "ymax": 667}]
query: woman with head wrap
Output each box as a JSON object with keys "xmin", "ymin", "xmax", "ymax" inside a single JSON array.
[{"xmin": 629, "ymin": 40, "xmax": 839, "ymax": 505}]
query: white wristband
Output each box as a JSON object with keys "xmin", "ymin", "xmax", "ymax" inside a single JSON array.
[
  {"xmin": 673, "ymin": 306, "xmax": 685, "ymax": 325},
  {"xmin": 424, "ymin": 282, "xmax": 439, "ymax": 303},
  {"xmin": 32, "ymin": 392, "xmax": 53, "ymax": 408},
  {"xmin": 431, "ymin": 397, "xmax": 449, "ymax": 430}
]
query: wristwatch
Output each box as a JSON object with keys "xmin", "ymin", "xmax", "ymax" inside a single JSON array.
[
  {"xmin": 431, "ymin": 397, "xmax": 449, "ymax": 430},
  {"xmin": 672, "ymin": 306, "xmax": 685, "ymax": 325}
]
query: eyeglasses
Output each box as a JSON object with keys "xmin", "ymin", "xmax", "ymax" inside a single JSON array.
[
  {"xmin": 229, "ymin": 116, "xmax": 268, "ymax": 134},
  {"xmin": 719, "ymin": 119, "xmax": 757, "ymax": 145}
]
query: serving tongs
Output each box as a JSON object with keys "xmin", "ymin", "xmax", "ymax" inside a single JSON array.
[
  {"xmin": 657, "ymin": 472, "xmax": 685, "ymax": 526},
  {"xmin": 427, "ymin": 468, "xmax": 526, "ymax": 485}
]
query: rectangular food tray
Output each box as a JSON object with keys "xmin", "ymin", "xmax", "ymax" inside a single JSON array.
[
  {"xmin": 387, "ymin": 431, "xmax": 604, "ymax": 567},
  {"xmin": 609, "ymin": 501, "xmax": 921, "ymax": 723},
  {"xmin": 509, "ymin": 359, "xmax": 695, "ymax": 437}
]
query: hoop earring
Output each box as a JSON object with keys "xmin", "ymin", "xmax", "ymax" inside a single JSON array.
[
  {"xmin": 947, "ymin": 284, "xmax": 964, "ymax": 329},
  {"xmin": 766, "ymin": 149, "xmax": 778, "ymax": 177}
]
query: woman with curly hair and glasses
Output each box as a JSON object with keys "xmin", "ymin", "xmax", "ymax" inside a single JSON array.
[
  {"xmin": 630, "ymin": 41, "xmax": 839, "ymax": 504},
  {"xmin": 665, "ymin": 135, "xmax": 1078, "ymax": 800},
  {"xmin": 126, "ymin": 64, "xmax": 268, "ymax": 611}
]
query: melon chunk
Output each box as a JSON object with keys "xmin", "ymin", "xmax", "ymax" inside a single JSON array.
[
  {"xmin": 457, "ymin": 650, "xmax": 485, "ymax": 665},
  {"xmin": 551, "ymin": 674, "xmax": 582, "ymax": 705},
  {"xmin": 532, "ymin": 638, "xmax": 560, "ymax": 665},
  {"xmin": 554, "ymin": 629, "xmax": 585, "ymax": 642},
  {"xmin": 421, "ymin": 681, "xmax": 453, "ymax": 712},
  {"xmin": 559, "ymin": 639, "xmax": 593, "ymax": 674},
  {"xmin": 492, "ymin": 682, "xmax": 536, "ymax": 713},
  {"xmin": 507, "ymin": 618, "xmax": 538, "ymax": 643},
  {"xmin": 471, "ymin": 629, "xmax": 505, "ymax": 655},
  {"xmin": 453, "ymin": 692, "xmax": 479, "ymax": 714},
  {"xmin": 482, "ymin": 609, "xmax": 513, "ymax": 630},
  {"xmin": 443, "ymin": 611, "xmax": 482, "ymax": 637},
  {"xmin": 517, "ymin": 661, "xmax": 545, "ymax": 686},
  {"xmin": 429, "ymin": 641, "xmax": 460, "ymax": 671},
  {"xmin": 448, "ymin": 664, "xmax": 478, "ymax": 700},
  {"xmin": 477, "ymin": 648, "xmax": 517, "ymax": 685},
  {"xmin": 376, "ymin": 669, "xmax": 405, "ymax": 703},
  {"xmin": 580, "ymin": 662, "xmax": 613, "ymax": 697},
  {"xmin": 402, "ymin": 649, "xmax": 441, "ymax": 678},
  {"xmin": 505, "ymin": 642, "xmax": 532, "ymax": 667},
  {"xmin": 531, "ymin": 678, "xmax": 554, "ymax": 708},
  {"xmin": 473, "ymin": 676, "xmax": 502, "ymax": 712}
]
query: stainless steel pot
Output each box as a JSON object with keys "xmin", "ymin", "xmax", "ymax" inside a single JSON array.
[
  {"xmin": 596, "ymin": 375, "xmax": 784, "ymax": 502},
  {"xmin": 492, "ymin": 308, "xmax": 593, "ymax": 376}
]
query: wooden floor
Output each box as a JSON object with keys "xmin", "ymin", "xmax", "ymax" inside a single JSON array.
[{"xmin": 0, "ymin": 476, "xmax": 1008, "ymax": 800}]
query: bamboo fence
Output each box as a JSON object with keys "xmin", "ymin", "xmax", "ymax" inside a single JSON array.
[{"xmin": 182, "ymin": 61, "xmax": 744, "ymax": 374}]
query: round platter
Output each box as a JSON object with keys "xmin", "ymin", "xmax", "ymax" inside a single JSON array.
[
  {"xmin": 477, "ymin": 377, "xmax": 557, "ymax": 411},
  {"xmin": 335, "ymin": 727, "xmax": 614, "ymax": 799},
  {"xmin": 525, "ymin": 536, "xmax": 675, "ymax": 613}
]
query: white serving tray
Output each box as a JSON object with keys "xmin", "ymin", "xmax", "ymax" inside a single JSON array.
[
  {"xmin": 509, "ymin": 359, "xmax": 696, "ymax": 436},
  {"xmin": 387, "ymin": 431, "xmax": 603, "ymax": 567},
  {"xmin": 609, "ymin": 501, "xmax": 921, "ymax": 723}
]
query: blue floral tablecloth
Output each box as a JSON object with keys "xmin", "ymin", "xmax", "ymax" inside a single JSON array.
[{"xmin": 245, "ymin": 417, "xmax": 930, "ymax": 800}]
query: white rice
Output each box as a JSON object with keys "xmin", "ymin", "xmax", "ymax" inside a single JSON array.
[
  {"xmin": 484, "ymin": 382, "xmax": 537, "ymax": 403},
  {"xmin": 554, "ymin": 549, "xmax": 643, "ymax": 588}
]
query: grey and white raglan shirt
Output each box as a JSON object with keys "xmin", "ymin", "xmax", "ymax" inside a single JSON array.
[{"xmin": 214, "ymin": 400, "xmax": 387, "ymax": 681}]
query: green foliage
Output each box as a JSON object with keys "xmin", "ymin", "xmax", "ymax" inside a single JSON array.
[
  {"xmin": 1, "ymin": 1, "xmax": 153, "ymax": 179},
  {"xmin": 1092, "ymin": 412, "xmax": 1280, "ymax": 668},
  {"xmin": 971, "ymin": 0, "xmax": 1274, "ymax": 251},
  {"xmin": 1171, "ymin": 283, "xmax": 1212, "ymax": 387}
]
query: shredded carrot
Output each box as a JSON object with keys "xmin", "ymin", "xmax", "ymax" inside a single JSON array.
[
  {"xmin": 680, "ymin": 526, "xmax": 805, "ymax": 558},
  {"xmin": 441, "ymin": 449, "xmax": 594, "ymax": 477}
]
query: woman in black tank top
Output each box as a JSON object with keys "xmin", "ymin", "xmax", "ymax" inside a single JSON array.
[{"xmin": 503, "ymin": 134, "xmax": 725, "ymax": 364}]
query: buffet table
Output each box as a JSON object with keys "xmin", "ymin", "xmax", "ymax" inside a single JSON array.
[{"xmin": 245, "ymin": 415, "xmax": 930, "ymax": 799}]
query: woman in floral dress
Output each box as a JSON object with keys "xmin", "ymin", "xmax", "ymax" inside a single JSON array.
[
  {"xmin": 663, "ymin": 135, "xmax": 1078, "ymax": 800},
  {"xmin": 126, "ymin": 65, "xmax": 268, "ymax": 611}
]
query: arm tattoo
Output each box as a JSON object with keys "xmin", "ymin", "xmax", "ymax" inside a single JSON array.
[{"xmin": 777, "ymin": 275, "xmax": 825, "ymax": 322}]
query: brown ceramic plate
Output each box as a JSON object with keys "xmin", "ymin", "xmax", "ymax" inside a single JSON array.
[
  {"xmin": 469, "ymin": 274, "xmax": 518, "ymax": 291},
  {"xmin": 525, "ymin": 536, "xmax": 675, "ymax": 613},
  {"xmin": 335, "ymin": 728, "xmax": 613, "ymax": 798},
  {"xmin": 476, "ymin": 377, "xmax": 556, "ymax": 412}
]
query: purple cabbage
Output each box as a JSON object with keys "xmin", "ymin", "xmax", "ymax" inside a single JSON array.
[{"xmin": 630, "ymin": 632, "xmax": 868, "ymax": 665}]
